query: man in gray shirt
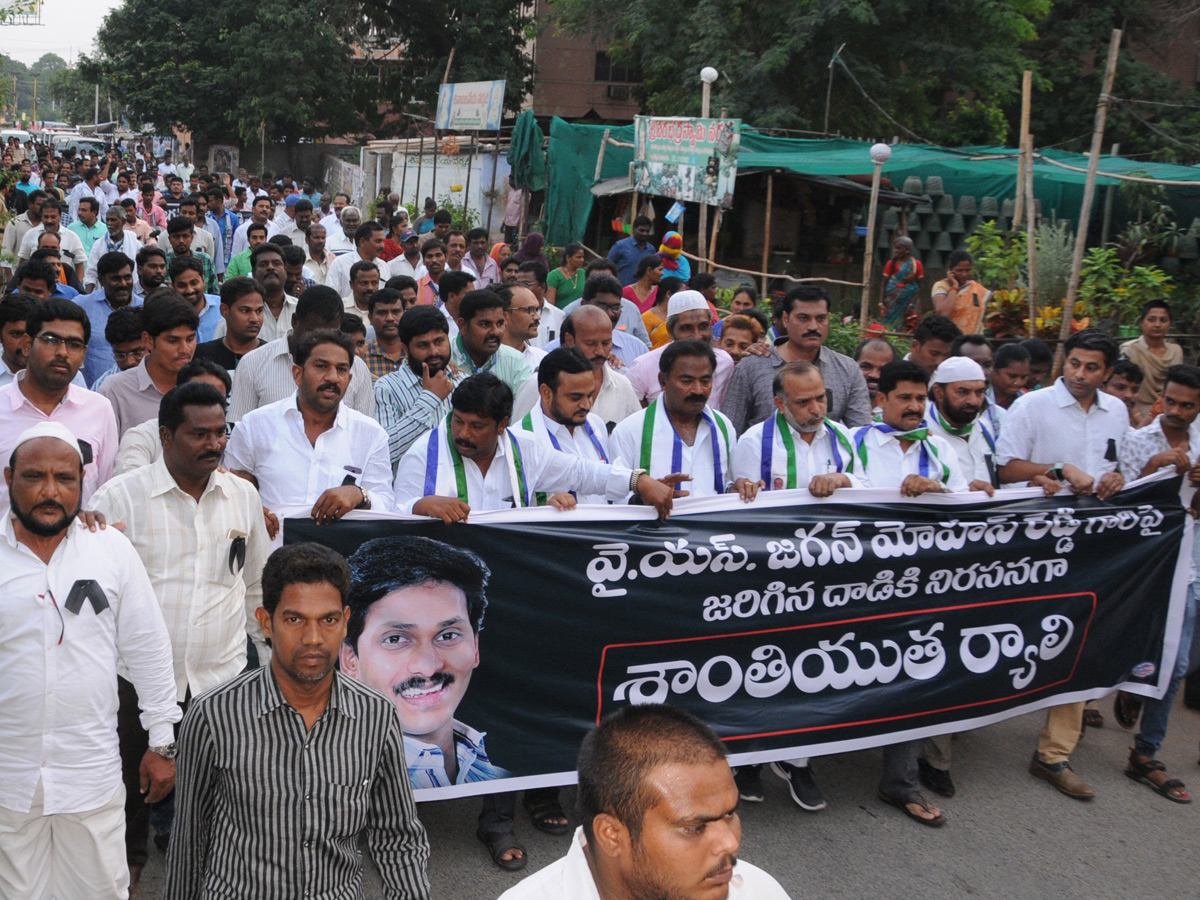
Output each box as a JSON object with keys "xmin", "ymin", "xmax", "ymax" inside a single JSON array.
[{"xmin": 722, "ymin": 286, "xmax": 873, "ymax": 434}]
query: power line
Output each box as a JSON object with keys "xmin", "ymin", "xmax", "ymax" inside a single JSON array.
[
  {"xmin": 1112, "ymin": 95, "xmax": 1200, "ymax": 111},
  {"xmin": 1110, "ymin": 96, "xmax": 1200, "ymax": 157}
]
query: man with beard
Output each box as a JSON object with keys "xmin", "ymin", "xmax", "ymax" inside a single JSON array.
[
  {"xmin": 90, "ymin": 383, "xmax": 270, "ymax": 893},
  {"xmin": 84, "ymin": 206, "xmax": 143, "ymax": 290},
  {"xmin": 925, "ymin": 356, "xmax": 999, "ymax": 495},
  {"xmin": 341, "ymin": 537, "xmax": 525, "ymax": 870},
  {"xmin": 165, "ymin": 543, "xmax": 431, "ymax": 900},
  {"xmin": 854, "ymin": 336, "xmax": 895, "ymax": 415},
  {"xmin": 497, "ymin": 704, "xmax": 791, "ymax": 900},
  {"xmin": 417, "ymin": 239, "xmax": 449, "ymax": 307},
  {"xmin": 0, "ymin": 295, "xmax": 37, "ymax": 388},
  {"xmin": 194, "ymin": 276, "xmax": 265, "ymax": 374},
  {"xmin": 226, "ymin": 329, "xmax": 392, "ymax": 520},
  {"xmin": 77, "ymin": 251, "xmax": 141, "ymax": 385},
  {"xmin": 393, "ymin": 372, "xmax": 679, "ymax": 518},
  {"xmin": 0, "ymin": 422, "xmax": 180, "ymax": 900},
  {"xmin": 169, "ymin": 257, "xmax": 222, "ymax": 342},
  {"xmin": 451, "ymin": 289, "xmax": 533, "ymax": 394},
  {"xmin": 363, "ymin": 288, "xmax": 406, "ymax": 381},
  {"xmin": 374, "ymin": 306, "xmax": 464, "ymax": 469},
  {"xmin": 511, "ymin": 262, "xmax": 563, "ymax": 349},
  {"xmin": 304, "ymin": 223, "xmax": 335, "ymax": 285},
  {"xmin": 215, "ymin": 243, "xmax": 297, "ymax": 344},
  {"xmin": 997, "ymin": 329, "xmax": 1128, "ymax": 801},
  {"xmin": 0, "ymin": 298, "xmax": 118, "ymax": 515},
  {"xmin": 135, "ymin": 245, "xmax": 167, "ymax": 301},
  {"xmin": 554, "ymin": 306, "xmax": 640, "ymax": 430},
  {"xmin": 625, "ymin": 291, "xmax": 735, "ymax": 408}
]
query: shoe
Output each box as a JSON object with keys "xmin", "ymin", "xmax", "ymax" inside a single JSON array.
[
  {"xmin": 918, "ymin": 758, "xmax": 956, "ymax": 798},
  {"xmin": 770, "ymin": 761, "xmax": 826, "ymax": 811},
  {"xmin": 1029, "ymin": 755, "xmax": 1096, "ymax": 800},
  {"xmin": 1114, "ymin": 691, "xmax": 1142, "ymax": 729},
  {"xmin": 1083, "ymin": 707, "xmax": 1104, "ymax": 728},
  {"xmin": 153, "ymin": 830, "xmax": 171, "ymax": 853},
  {"xmin": 734, "ymin": 765, "xmax": 764, "ymax": 802}
]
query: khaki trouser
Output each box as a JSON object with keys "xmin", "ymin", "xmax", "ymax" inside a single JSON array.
[
  {"xmin": 1036, "ymin": 701, "xmax": 1085, "ymax": 765},
  {"xmin": 921, "ymin": 734, "xmax": 954, "ymax": 771}
]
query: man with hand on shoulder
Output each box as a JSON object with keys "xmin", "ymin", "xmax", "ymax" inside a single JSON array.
[{"xmin": 926, "ymin": 355, "xmax": 999, "ymax": 495}]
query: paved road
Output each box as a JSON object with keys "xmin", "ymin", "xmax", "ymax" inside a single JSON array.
[{"xmin": 138, "ymin": 697, "xmax": 1200, "ymax": 899}]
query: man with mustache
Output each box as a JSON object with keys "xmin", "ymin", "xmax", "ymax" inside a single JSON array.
[
  {"xmin": 625, "ymin": 291, "xmax": 732, "ymax": 406},
  {"xmin": 925, "ymin": 356, "xmax": 999, "ymax": 496},
  {"xmin": 90, "ymin": 382, "xmax": 271, "ymax": 893},
  {"xmin": 0, "ymin": 298, "xmax": 118, "ymax": 518},
  {"xmin": 374, "ymin": 306, "xmax": 464, "ymax": 469},
  {"xmin": 854, "ymin": 336, "xmax": 895, "ymax": 414},
  {"xmin": 227, "ymin": 328, "xmax": 392, "ymax": 525},
  {"xmin": 342, "ymin": 537, "xmax": 524, "ymax": 869},
  {"xmin": 497, "ymin": 703, "xmax": 791, "ymax": 900},
  {"xmin": 451, "ymin": 289, "xmax": 533, "ymax": 395},
  {"xmin": 723, "ymin": 286, "xmax": 873, "ymax": 435},
  {"xmin": 194, "ymin": 276, "xmax": 266, "ymax": 375},
  {"xmin": 0, "ymin": 421, "xmax": 180, "ymax": 900}
]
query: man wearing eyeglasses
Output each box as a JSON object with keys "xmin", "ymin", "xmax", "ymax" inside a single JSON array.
[
  {"xmin": 501, "ymin": 285, "xmax": 546, "ymax": 370},
  {"xmin": 0, "ymin": 298, "xmax": 119, "ymax": 518}
]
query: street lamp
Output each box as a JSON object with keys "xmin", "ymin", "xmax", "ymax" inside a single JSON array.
[
  {"xmin": 698, "ymin": 67, "xmax": 719, "ymax": 273},
  {"xmin": 859, "ymin": 142, "xmax": 892, "ymax": 329}
]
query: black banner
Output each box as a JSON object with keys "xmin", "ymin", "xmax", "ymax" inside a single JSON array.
[{"xmin": 286, "ymin": 477, "xmax": 1192, "ymax": 800}]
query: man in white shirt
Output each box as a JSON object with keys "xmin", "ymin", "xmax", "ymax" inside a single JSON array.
[
  {"xmin": 276, "ymin": 196, "xmax": 314, "ymax": 245},
  {"xmin": 516, "ymin": 347, "xmax": 613, "ymax": 504},
  {"xmin": 462, "ymin": 227, "xmax": 500, "ymax": 287},
  {"xmin": 512, "ymin": 262, "xmax": 564, "ymax": 349},
  {"xmin": 304, "ymin": 223, "xmax": 335, "ymax": 285},
  {"xmin": 325, "ymin": 206, "xmax": 361, "ymax": 257},
  {"xmin": 326, "ymin": 221, "xmax": 389, "ymax": 298},
  {"xmin": 996, "ymin": 328, "xmax": 1128, "ymax": 801},
  {"xmin": 925, "ymin": 355, "xmax": 999, "ymax": 494},
  {"xmin": 226, "ymin": 328, "xmax": 392, "ymax": 520},
  {"xmin": 318, "ymin": 192, "xmax": 350, "ymax": 233},
  {"xmin": 90, "ymin": 381, "xmax": 271, "ymax": 887},
  {"xmin": 0, "ymin": 422, "xmax": 180, "ymax": 900},
  {"xmin": 732, "ymin": 361, "xmax": 861, "ymax": 495},
  {"xmin": 496, "ymin": 704, "xmax": 792, "ymax": 900},
  {"xmin": 388, "ymin": 229, "xmax": 426, "ymax": 280},
  {"xmin": 611, "ymin": 340, "xmax": 746, "ymax": 500},
  {"xmin": 214, "ymin": 243, "xmax": 297, "ymax": 344},
  {"xmin": 17, "ymin": 199, "xmax": 86, "ymax": 282},
  {"xmin": 229, "ymin": 196, "xmax": 279, "ymax": 258},
  {"xmin": 342, "ymin": 261, "xmax": 381, "ymax": 325},
  {"xmin": 502, "ymin": 284, "xmax": 547, "ymax": 370},
  {"xmin": 393, "ymin": 372, "xmax": 677, "ymax": 518},
  {"xmin": 85, "ymin": 206, "xmax": 143, "ymax": 290}
]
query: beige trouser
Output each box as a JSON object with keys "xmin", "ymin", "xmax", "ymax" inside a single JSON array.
[
  {"xmin": 0, "ymin": 780, "xmax": 129, "ymax": 900},
  {"xmin": 921, "ymin": 734, "xmax": 953, "ymax": 771},
  {"xmin": 1036, "ymin": 701, "xmax": 1085, "ymax": 765}
]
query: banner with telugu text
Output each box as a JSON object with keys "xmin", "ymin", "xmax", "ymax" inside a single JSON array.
[{"xmin": 286, "ymin": 476, "xmax": 1192, "ymax": 800}]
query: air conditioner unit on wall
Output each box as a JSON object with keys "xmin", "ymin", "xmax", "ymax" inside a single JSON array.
[{"xmin": 606, "ymin": 84, "xmax": 630, "ymax": 100}]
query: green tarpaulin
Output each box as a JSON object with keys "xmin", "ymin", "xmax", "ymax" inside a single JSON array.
[{"xmin": 508, "ymin": 110, "xmax": 547, "ymax": 193}]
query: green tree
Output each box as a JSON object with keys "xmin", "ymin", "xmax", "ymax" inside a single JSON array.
[{"xmin": 47, "ymin": 67, "xmax": 101, "ymax": 125}]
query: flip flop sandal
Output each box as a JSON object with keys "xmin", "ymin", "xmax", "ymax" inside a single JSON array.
[
  {"xmin": 476, "ymin": 829, "xmax": 529, "ymax": 871},
  {"xmin": 1126, "ymin": 754, "xmax": 1192, "ymax": 804},
  {"xmin": 524, "ymin": 794, "xmax": 571, "ymax": 835},
  {"xmin": 877, "ymin": 791, "xmax": 947, "ymax": 827},
  {"xmin": 1083, "ymin": 708, "xmax": 1104, "ymax": 728}
]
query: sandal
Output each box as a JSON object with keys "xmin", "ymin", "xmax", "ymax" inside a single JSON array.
[
  {"xmin": 476, "ymin": 829, "xmax": 528, "ymax": 871},
  {"xmin": 877, "ymin": 791, "xmax": 947, "ymax": 827},
  {"xmin": 523, "ymin": 794, "xmax": 571, "ymax": 835},
  {"xmin": 1083, "ymin": 708, "xmax": 1104, "ymax": 728},
  {"xmin": 1126, "ymin": 751, "xmax": 1192, "ymax": 804},
  {"xmin": 1114, "ymin": 691, "xmax": 1143, "ymax": 729}
]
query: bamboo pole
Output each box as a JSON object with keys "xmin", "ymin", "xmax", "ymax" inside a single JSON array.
[
  {"xmin": 1025, "ymin": 134, "xmax": 1038, "ymax": 339},
  {"xmin": 760, "ymin": 173, "xmax": 773, "ymax": 299},
  {"xmin": 708, "ymin": 207, "xmax": 723, "ymax": 270},
  {"xmin": 858, "ymin": 157, "xmax": 885, "ymax": 329},
  {"xmin": 415, "ymin": 132, "xmax": 424, "ymax": 208},
  {"xmin": 1100, "ymin": 142, "xmax": 1119, "ymax": 247},
  {"xmin": 462, "ymin": 134, "xmax": 473, "ymax": 225},
  {"xmin": 485, "ymin": 128, "xmax": 500, "ymax": 234},
  {"xmin": 1055, "ymin": 28, "xmax": 1121, "ymax": 378},
  {"xmin": 1014, "ymin": 70, "xmax": 1032, "ymax": 227}
]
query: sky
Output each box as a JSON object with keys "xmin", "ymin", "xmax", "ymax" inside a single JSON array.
[{"xmin": 0, "ymin": 0, "xmax": 123, "ymax": 67}]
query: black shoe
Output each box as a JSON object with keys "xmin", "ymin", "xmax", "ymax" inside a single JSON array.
[
  {"xmin": 153, "ymin": 830, "xmax": 171, "ymax": 853},
  {"xmin": 734, "ymin": 765, "xmax": 764, "ymax": 802},
  {"xmin": 1114, "ymin": 691, "xmax": 1143, "ymax": 729},
  {"xmin": 769, "ymin": 761, "xmax": 826, "ymax": 811},
  {"xmin": 918, "ymin": 758, "xmax": 956, "ymax": 798}
]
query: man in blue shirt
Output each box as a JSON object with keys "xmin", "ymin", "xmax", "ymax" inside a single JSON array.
[
  {"xmin": 75, "ymin": 251, "xmax": 143, "ymax": 385},
  {"xmin": 606, "ymin": 215, "xmax": 656, "ymax": 286}
]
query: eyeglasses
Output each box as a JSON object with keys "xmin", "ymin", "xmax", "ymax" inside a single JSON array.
[
  {"xmin": 508, "ymin": 305, "xmax": 542, "ymax": 317},
  {"xmin": 113, "ymin": 347, "xmax": 148, "ymax": 363},
  {"xmin": 35, "ymin": 333, "xmax": 87, "ymax": 352}
]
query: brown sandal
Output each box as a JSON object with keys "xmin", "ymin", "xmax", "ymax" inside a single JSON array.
[{"xmin": 1126, "ymin": 750, "xmax": 1192, "ymax": 803}]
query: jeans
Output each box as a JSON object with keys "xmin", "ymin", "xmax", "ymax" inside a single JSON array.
[{"xmin": 1135, "ymin": 582, "xmax": 1199, "ymax": 757}]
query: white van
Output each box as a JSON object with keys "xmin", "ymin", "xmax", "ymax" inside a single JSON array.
[{"xmin": 0, "ymin": 129, "xmax": 32, "ymax": 143}]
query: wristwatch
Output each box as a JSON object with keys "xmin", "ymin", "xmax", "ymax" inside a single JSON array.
[
  {"xmin": 149, "ymin": 743, "xmax": 178, "ymax": 760},
  {"xmin": 629, "ymin": 467, "xmax": 648, "ymax": 492},
  {"xmin": 1045, "ymin": 464, "xmax": 1065, "ymax": 481}
]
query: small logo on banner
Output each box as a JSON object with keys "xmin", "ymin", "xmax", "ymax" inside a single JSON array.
[
  {"xmin": 773, "ymin": 478, "xmax": 784, "ymax": 490},
  {"xmin": 1131, "ymin": 662, "xmax": 1156, "ymax": 678}
]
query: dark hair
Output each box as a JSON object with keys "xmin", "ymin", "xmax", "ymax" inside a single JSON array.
[
  {"xmin": 354, "ymin": 221, "xmax": 385, "ymax": 247},
  {"xmin": 367, "ymin": 288, "xmax": 404, "ymax": 316},
  {"xmin": 950, "ymin": 334, "xmax": 991, "ymax": 356},
  {"xmin": 586, "ymin": 258, "xmax": 620, "ymax": 277},
  {"xmin": 432, "ymin": 209, "xmax": 453, "ymax": 225},
  {"xmin": 947, "ymin": 249, "xmax": 973, "ymax": 268},
  {"xmin": 657, "ymin": 276, "xmax": 685, "ymax": 304},
  {"xmin": 267, "ymin": 235, "xmax": 294, "ymax": 249},
  {"xmin": 345, "ymin": 536, "xmax": 490, "ymax": 650},
  {"xmin": 0, "ymin": 293, "xmax": 36, "ymax": 328},
  {"xmin": 219, "ymin": 276, "xmax": 264, "ymax": 308},
  {"xmin": 385, "ymin": 274, "xmax": 418, "ymax": 294},
  {"xmin": 339, "ymin": 313, "xmax": 366, "ymax": 336},
  {"xmin": 166, "ymin": 215, "xmax": 194, "ymax": 236},
  {"xmin": 538, "ymin": 346, "xmax": 593, "ymax": 391},
  {"xmin": 421, "ymin": 238, "xmax": 447, "ymax": 259},
  {"xmin": 14, "ymin": 259, "xmax": 57, "ymax": 290},
  {"xmin": 1165, "ymin": 363, "xmax": 1200, "ymax": 392},
  {"xmin": 660, "ymin": 339, "xmax": 716, "ymax": 377},
  {"xmin": 632, "ymin": 215, "xmax": 652, "ymax": 229},
  {"xmin": 1139, "ymin": 299, "xmax": 1172, "ymax": 322},
  {"xmin": 582, "ymin": 273, "xmax": 623, "ymax": 302},
  {"xmin": 451, "ymin": 372, "xmax": 513, "ymax": 423},
  {"xmin": 136, "ymin": 245, "xmax": 167, "ymax": 267},
  {"xmin": 178, "ymin": 358, "xmax": 232, "ymax": 393},
  {"xmin": 177, "ymin": 197, "xmax": 198, "ymax": 213},
  {"xmin": 169, "ymin": 255, "xmax": 206, "ymax": 282},
  {"xmin": 466, "ymin": 227, "xmax": 489, "ymax": 243},
  {"xmin": 993, "ymin": 342, "xmax": 1031, "ymax": 370},
  {"xmin": 293, "ymin": 198, "xmax": 314, "ymax": 214},
  {"xmin": 349, "ymin": 261, "xmax": 379, "ymax": 286},
  {"xmin": 913, "ymin": 314, "xmax": 962, "ymax": 345},
  {"xmin": 293, "ymin": 327, "xmax": 354, "ymax": 368},
  {"xmin": 158, "ymin": 381, "xmax": 227, "ymax": 434},
  {"xmin": 877, "ymin": 359, "xmax": 929, "ymax": 395},
  {"xmin": 517, "ymin": 260, "xmax": 548, "ymax": 285},
  {"xmin": 458, "ymin": 288, "xmax": 506, "ymax": 323},
  {"xmin": 261, "ymin": 543, "xmax": 350, "ymax": 616},
  {"xmin": 246, "ymin": 222, "xmax": 269, "ymax": 238},
  {"xmin": 1064, "ymin": 328, "xmax": 1118, "ymax": 368},
  {"xmin": 104, "ymin": 305, "xmax": 144, "ymax": 346},
  {"xmin": 1019, "ymin": 338, "xmax": 1053, "ymax": 366},
  {"xmin": 142, "ymin": 291, "xmax": 200, "ymax": 337},
  {"xmin": 776, "ymin": 285, "xmax": 830, "ymax": 317},
  {"xmin": 438, "ymin": 269, "xmax": 475, "ymax": 300},
  {"xmin": 77, "ymin": 196, "xmax": 99, "ymax": 215},
  {"xmin": 250, "ymin": 242, "xmax": 285, "ymax": 270},
  {"xmin": 27, "ymin": 297, "xmax": 91, "ymax": 345},
  {"xmin": 294, "ymin": 285, "xmax": 343, "ymax": 325},
  {"xmin": 742, "ymin": 307, "xmax": 770, "ymax": 335},
  {"xmin": 576, "ymin": 704, "xmax": 725, "ymax": 845},
  {"xmin": 634, "ymin": 254, "xmax": 662, "ymax": 280},
  {"xmin": 96, "ymin": 251, "xmax": 133, "ymax": 279},
  {"xmin": 731, "ymin": 285, "xmax": 758, "ymax": 304},
  {"xmin": 854, "ymin": 336, "xmax": 895, "ymax": 361},
  {"xmin": 281, "ymin": 245, "xmax": 306, "ymax": 268},
  {"xmin": 399, "ymin": 305, "xmax": 450, "ymax": 343},
  {"xmin": 688, "ymin": 272, "xmax": 717, "ymax": 292},
  {"xmin": 1109, "ymin": 358, "xmax": 1144, "ymax": 385}
]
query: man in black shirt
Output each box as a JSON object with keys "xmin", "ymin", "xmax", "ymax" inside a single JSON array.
[{"xmin": 193, "ymin": 276, "xmax": 265, "ymax": 372}]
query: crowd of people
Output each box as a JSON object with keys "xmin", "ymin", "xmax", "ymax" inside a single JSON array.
[{"xmin": 1, "ymin": 137, "xmax": 1198, "ymax": 900}]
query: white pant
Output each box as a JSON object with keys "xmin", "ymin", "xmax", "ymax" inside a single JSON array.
[{"xmin": 0, "ymin": 780, "xmax": 128, "ymax": 900}]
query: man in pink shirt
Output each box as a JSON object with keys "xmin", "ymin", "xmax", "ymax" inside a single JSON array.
[
  {"xmin": 624, "ymin": 291, "xmax": 735, "ymax": 408},
  {"xmin": 0, "ymin": 298, "xmax": 118, "ymax": 515}
]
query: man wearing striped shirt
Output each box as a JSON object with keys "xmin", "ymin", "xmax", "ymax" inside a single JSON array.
[{"xmin": 165, "ymin": 542, "xmax": 431, "ymax": 900}]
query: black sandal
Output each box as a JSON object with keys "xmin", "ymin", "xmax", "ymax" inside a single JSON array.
[
  {"xmin": 877, "ymin": 791, "xmax": 947, "ymax": 827},
  {"xmin": 476, "ymin": 829, "xmax": 528, "ymax": 871},
  {"xmin": 1126, "ymin": 751, "xmax": 1192, "ymax": 804},
  {"xmin": 523, "ymin": 794, "xmax": 571, "ymax": 835}
]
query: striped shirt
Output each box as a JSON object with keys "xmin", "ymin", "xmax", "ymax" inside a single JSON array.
[
  {"xmin": 404, "ymin": 720, "xmax": 509, "ymax": 790},
  {"xmin": 165, "ymin": 666, "xmax": 431, "ymax": 900},
  {"xmin": 373, "ymin": 363, "xmax": 464, "ymax": 470}
]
